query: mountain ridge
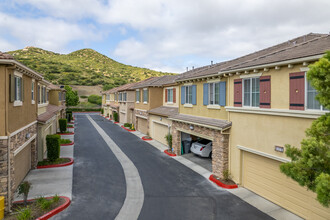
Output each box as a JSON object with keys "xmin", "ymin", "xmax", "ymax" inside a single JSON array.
[{"xmin": 7, "ymin": 47, "xmax": 174, "ymax": 90}]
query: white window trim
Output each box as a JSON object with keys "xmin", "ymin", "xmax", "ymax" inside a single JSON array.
[
  {"xmin": 167, "ymin": 88, "xmax": 174, "ymax": 103},
  {"xmin": 13, "ymin": 73, "xmax": 23, "ymax": 106},
  {"xmin": 242, "ymin": 77, "xmax": 260, "ymax": 108},
  {"xmin": 184, "ymin": 103, "xmax": 193, "ymax": 108},
  {"xmin": 305, "ymin": 72, "xmax": 326, "ymax": 111},
  {"xmin": 14, "ymin": 100, "xmax": 23, "ymax": 106},
  {"xmin": 207, "ymin": 105, "xmax": 221, "ymax": 109},
  {"xmin": 185, "ymin": 86, "xmax": 192, "ymax": 104},
  {"xmin": 239, "ymin": 73, "xmax": 262, "ymax": 79},
  {"xmin": 14, "ymin": 71, "xmax": 23, "ymax": 77},
  {"xmin": 207, "ymin": 79, "xmax": 221, "ymax": 83},
  {"xmin": 208, "ymin": 82, "xmax": 220, "ymax": 105}
]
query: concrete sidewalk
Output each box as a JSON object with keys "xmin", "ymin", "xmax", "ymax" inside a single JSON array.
[
  {"xmin": 14, "ymin": 144, "xmax": 74, "ymax": 201},
  {"xmin": 119, "ymin": 124, "xmax": 302, "ymax": 220}
]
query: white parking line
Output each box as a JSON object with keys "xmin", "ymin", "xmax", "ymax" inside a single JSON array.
[{"xmin": 87, "ymin": 115, "xmax": 144, "ymax": 220}]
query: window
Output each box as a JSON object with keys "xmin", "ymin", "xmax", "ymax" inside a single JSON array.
[
  {"xmin": 143, "ymin": 89, "xmax": 148, "ymax": 103},
  {"xmin": 15, "ymin": 76, "xmax": 22, "ymax": 101},
  {"xmin": 167, "ymin": 89, "xmax": 173, "ymax": 103},
  {"xmin": 115, "ymin": 93, "xmax": 117, "ymax": 101},
  {"xmin": 136, "ymin": 90, "xmax": 140, "ymax": 102},
  {"xmin": 306, "ymin": 80, "xmax": 326, "ymax": 110},
  {"xmin": 185, "ymin": 86, "xmax": 192, "ymax": 104},
  {"xmin": 208, "ymin": 83, "xmax": 220, "ymax": 105},
  {"xmin": 42, "ymin": 87, "xmax": 46, "ymax": 103},
  {"xmin": 123, "ymin": 92, "xmax": 127, "ymax": 101},
  {"xmin": 47, "ymin": 91, "xmax": 49, "ymax": 102},
  {"xmin": 59, "ymin": 92, "xmax": 62, "ymax": 102},
  {"xmin": 243, "ymin": 78, "xmax": 260, "ymax": 107},
  {"xmin": 106, "ymin": 94, "xmax": 110, "ymax": 101},
  {"xmin": 119, "ymin": 93, "xmax": 122, "ymax": 101},
  {"xmin": 31, "ymin": 81, "xmax": 34, "ymax": 101},
  {"xmin": 38, "ymin": 85, "xmax": 41, "ymax": 104}
]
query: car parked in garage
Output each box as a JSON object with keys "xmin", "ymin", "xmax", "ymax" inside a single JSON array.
[{"xmin": 190, "ymin": 139, "xmax": 212, "ymax": 158}]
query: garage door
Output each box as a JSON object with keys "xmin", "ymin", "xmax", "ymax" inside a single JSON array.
[
  {"xmin": 14, "ymin": 143, "xmax": 31, "ymax": 190},
  {"xmin": 153, "ymin": 122, "xmax": 168, "ymax": 145},
  {"xmin": 243, "ymin": 152, "xmax": 330, "ymax": 219},
  {"xmin": 137, "ymin": 117, "xmax": 148, "ymax": 135}
]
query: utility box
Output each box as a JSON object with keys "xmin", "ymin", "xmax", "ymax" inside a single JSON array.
[{"xmin": 0, "ymin": 196, "xmax": 4, "ymax": 220}]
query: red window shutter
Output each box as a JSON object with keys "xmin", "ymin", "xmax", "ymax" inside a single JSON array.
[
  {"xmin": 165, "ymin": 89, "xmax": 168, "ymax": 102},
  {"xmin": 289, "ymin": 72, "xmax": 305, "ymax": 110},
  {"xmin": 173, "ymin": 88, "xmax": 176, "ymax": 103},
  {"xmin": 259, "ymin": 76, "xmax": 271, "ymax": 108},
  {"xmin": 234, "ymin": 79, "xmax": 242, "ymax": 107}
]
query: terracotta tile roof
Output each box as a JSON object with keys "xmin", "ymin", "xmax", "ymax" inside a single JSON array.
[
  {"xmin": 110, "ymin": 104, "xmax": 119, "ymax": 109},
  {"xmin": 0, "ymin": 51, "xmax": 14, "ymax": 60},
  {"xmin": 169, "ymin": 114, "xmax": 232, "ymax": 130},
  {"xmin": 117, "ymin": 82, "xmax": 139, "ymax": 92},
  {"xmin": 222, "ymin": 34, "xmax": 330, "ymax": 72},
  {"xmin": 148, "ymin": 75, "xmax": 180, "ymax": 86},
  {"xmin": 148, "ymin": 106, "xmax": 178, "ymax": 117},
  {"xmin": 131, "ymin": 77, "xmax": 161, "ymax": 89},
  {"xmin": 176, "ymin": 33, "xmax": 327, "ymax": 81},
  {"xmin": 37, "ymin": 104, "xmax": 65, "ymax": 123},
  {"xmin": 48, "ymin": 84, "xmax": 64, "ymax": 90}
]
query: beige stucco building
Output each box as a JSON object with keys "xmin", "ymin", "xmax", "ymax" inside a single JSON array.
[{"xmin": 0, "ymin": 52, "xmax": 42, "ymax": 211}]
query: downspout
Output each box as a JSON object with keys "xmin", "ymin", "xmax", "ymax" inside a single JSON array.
[{"xmin": 5, "ymin": 66, "xmax": 12, "ymax": 211}]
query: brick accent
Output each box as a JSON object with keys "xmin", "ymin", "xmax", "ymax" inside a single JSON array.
[
  {"xmin": 171, "ymin": 121, "xmax": 229, "ymax": 178},
  {"xmin": 0, "ymin": 123, "xmax": 37, "ymax": 211}
]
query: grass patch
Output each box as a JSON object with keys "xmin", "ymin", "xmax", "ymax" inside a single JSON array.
[
  {"xmin": 37, "ymin": 158, "xmax": 71, "ymax": 166},
  {"xmin": 59, "ymin": 139, "xmax": 72, "ymax": 145},
  {"xmin": 67, "ymin": 124, "xmax": 74, "ymax": 128},
  {"xmin": 74, "ymin": 101, "xmax": 99, "ymax": 108}
]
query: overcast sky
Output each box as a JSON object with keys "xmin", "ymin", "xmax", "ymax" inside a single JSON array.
[{"xmin": 0, "ymin": 0, "xmax": 329, "ymax": 73}]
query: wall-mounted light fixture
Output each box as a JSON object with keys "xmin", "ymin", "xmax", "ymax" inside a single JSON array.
[
  {"xmin": 190, "ymin": 125, "xmax": 194, "ymax": 130},
  {"xmin": 26, "ymin": 133, "xmax": 31, "ymax": 139},
  {"xmin": 160, "ymin": 117, "xmax": 162, "ymax": 121}
]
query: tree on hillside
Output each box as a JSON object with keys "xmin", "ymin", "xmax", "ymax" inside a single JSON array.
[
  {"xmin": 64, "ymin": 85, "xmax": 79, "ymax": 107},
  {"xmin": 280, "ymin": 52, "xmax": 330, "ymax": 207}
]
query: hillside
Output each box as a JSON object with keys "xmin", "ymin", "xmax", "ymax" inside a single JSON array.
[{"xmin": 7, "ymin": 47, "xmax": 174, "ymax": 90}]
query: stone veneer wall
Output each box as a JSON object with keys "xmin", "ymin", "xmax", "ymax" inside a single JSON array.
[
  {"xmin": 134, "ymin": 109, "xmax": 149, "ymax": 133},
  {"xmin": 172, "ymin": 121, "xmax": 229, "ymax": 178},
  {"xmin": 0, "ymin": 123, "xmax": 37, "ymax": 211}
]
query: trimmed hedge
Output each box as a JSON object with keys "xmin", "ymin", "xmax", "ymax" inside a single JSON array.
[
  {"xmin": 101, "ymin": 108, "xmax": 104, "ymax": 114},
  {"xmin": 46, "ymin": 134, "xmax": 61, "ymax": 161},
  {"xmin": 59, "ymin": 118, "xmax": 67, "ymax": 133},
  {"xmin": 113, "ymin": 112, "xmax": 119, "ymax": 122},
  {"xmin": 67, "ymin": 108, "xmax": 101, "ymax": 112},
  {"xmin": 66, "ymin": 112, "xmax": 72, "ymax": 122}
]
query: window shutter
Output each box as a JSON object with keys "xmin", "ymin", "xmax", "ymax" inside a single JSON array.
[
  {"xmin": 173, "ymin": 88, "xmax": 176, "ymax": 103},
  {"xmin": 146, "ymin": 89, "xmax": 149, "ymax": 102},
  {"xmin": 234, "ymin": 79, "xmax": 242, "ymax": 107},
  {"xmin": 259, "ymin": 76, "xmax": 271, "ymax": 108},
  {"xmin": 181, "ymin": 86, "xmax": 185, "ymax": 104},
  {"xmin": 21, "ymin": 77, "xmax": 24, "ymax": 102},
  {"xmin": 289, "ymin": 72, "xmax": 305, "ymax": 110},
  {"xmin": 10, "ymin": 74, "xmax": 15, "ymax": 102},
  {"xmin": 192, "ymin": 85, "xmax": 197, "ymax": 105},
  {"xmin": 219, "ymin": 81, "xmax": 226, "ymax": 106},
  {"xmin": 203, "ymin": 83, "xmax": 208, "ymax": 105},
  {"xmin": 165, "ymin": 89, "xmax": 168, "ymax": 102}
]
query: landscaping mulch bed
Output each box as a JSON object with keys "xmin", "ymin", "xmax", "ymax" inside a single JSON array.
[
  {"xmin": 209, "ymin": 174, "xmax": 238, "ymax": 189},
  {"xmin": 164, "ymin": 149, "xmax": 176, "ymax": 156},
  {"xmin": 213, "ymin": 175, "xmax": 236, "ymax": 185},
  {"xmin": 4, "ymin": 197, "xmax": 66, "ymax": 220},
  {"xmin": 38, "ymin": 158, "xmax": 71, "ymax": 166}
]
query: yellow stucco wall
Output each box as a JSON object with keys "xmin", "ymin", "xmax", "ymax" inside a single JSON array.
[
  {"xmin": 134, "ymin": 89, "xmax": 149, "ymax": 110},
  {"xmin": 49, "ymin": 90, "xmax": 59, "ymax": 106},
  {"xmin": 8, "ymin": 73, "xmax": 37, "ymax": 133},
  {"xmin": 163, "ymin": 85, "xmax": 179, "ymax": 107},
  {"xmin": 178, "ymin": 80, "xmax": 228, "ymax": 120},
  {"xmin": 149, "ymin": 87, "xmax": 163, "ymax": 109}
]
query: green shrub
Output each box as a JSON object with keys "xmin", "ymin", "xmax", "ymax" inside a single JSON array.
[
  {"xmin": 113, "ymin": 112, "xmax": 119, "ymax": 122},
  {"xmin": 165, "ymin": 134, "xmax": 172, "ymax": 150},
  {"xmin": 222, "ymin": 169, "xmax": 232, "ymax": 181},
  {"xmin": 124, "ymin": 123, "xmax": 131, "ymax": 128},
  {"xmin": 67, "ymin": 108, "xmax": 101, "ymax": 112},
  {"xmin": 59, "ymin": 118, "xmax": 67, "ymax": 133},
  {"xmin": 88, "ymin": 94, "xmax": 102, "ymax": 105},
  {"xmin": 59, "ymin": 139, "xmax": 71, "ymax": 144},
  {"xmin": 46, "ymin": 134, "xmax": 60, "ymax": 162},
  {"xmin": 80, "ymin": 95, "xmax": 88, "ymax": 98},
  {"xmin": 107, "ymin": 113, "xmax": 109, "ymax": 117},
  {"xmin": 18, "ymin": 181, "xmax": 31, "ymax": 206},
  {"xmin": 101, "ymin": 108, "xmax": 104, "ymax": 114},
  {"xmin": 52, "ymin": 194, "xmax": 60, "ymax": 203},
  {"xmin": 16, "ymin": 207, "xmax": 32, "ymax": 220},
  {"xmin": 66, "ymin": 113, "xmax": 72, "ymax": 122}
]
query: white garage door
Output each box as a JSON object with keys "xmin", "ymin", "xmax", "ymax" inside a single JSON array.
[
  {"xmin": 137, "ymin": 117, "xmax": 148, "ymax": 135},
  {"xmin": 153, "ymin": 122, "xmax": 168, "ymax": 145},
  {"xmin": 243, "ymin": 152, "xmax": 330, "ymax": 220},
  {"xmin": 14, "ymin": 143, "xmax": 31, "ymax": 190}
]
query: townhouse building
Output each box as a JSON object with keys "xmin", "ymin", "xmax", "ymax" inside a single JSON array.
[
  {"xmin": 102, "ymin": 87, "xmax": 120, "ymax": 119},
  {"xmin": 171, "ymin": 33, "xmax": 330, "ymax": 219},
  {"xmin": 0, "ymin": 52, "xmax": 42, "ymax": 210},
  {"xmin": 148, "ymin": 75, "xmax": 179, "ymax": 145},
  {"xmin": 37, "ymin": 83, "xmax": 66, "ymax": 161},
  {"xmin": 117, "ymin": 83, "xmax": 137, "ymax": 124}
]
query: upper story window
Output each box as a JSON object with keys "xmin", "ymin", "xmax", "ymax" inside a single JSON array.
[
  {"xmin": 58, "ymin": 91, "xmax": 62, "ymax": 101},
  {"xmin": 119, "ymin": 93, "xmax": 122, "ymax": 101},
  {"xmin": 115, "ymin": 93, "xmax": 117, "ymax": 101},
  {"xmin": 15, "ymin": 75, "xmax": 23, "ymax": 102},
  {"xmin": 123, "ymin": 92, "xmax": 127, "ymax": 102},
  {"xmin": 185, "ymin": 86, "xmax": 192, "ymax": 104},
  {"xmin": 243, "ymin": 78, "xmax": 260, "ymax": 107},
  {"xmin": 31, "ymin": 81, "xmax": 35, "ymax": 103},
  {"xmin": 136, "ymin": 90, "xmax": 140, "ymax": 103},
  {"xmin": 63, "ymin": 92, "xmax": 66, "ymax": 101},
  {"xmin": 209, "ymin": 83, "xmax": 220, "ymax": 105},
  {"xmin": 38, "ymin": 85, "xmax": 40, "ymax": 104},
  {"xmin": 42, "ymin": 87, "xmax": 46, "ymax": 103},
  {"xmin": 306, "ymin": 80, "xmax": 326, "ymax": 111},
  {"xmin": 143, "ymin": 89, "xmax": 148, "ymax": 103},
  {"xmin": 167, "ymin": 89, "xmax": 173, "ymax": 103},
  {"xmin": 106, "ymin": 94, "xmax": 110, "ymax": 101}
]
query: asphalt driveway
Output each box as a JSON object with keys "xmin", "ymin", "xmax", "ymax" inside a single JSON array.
[{"xmin": 54, "ymin": 114, "xmax": 273, "ymax": 220}]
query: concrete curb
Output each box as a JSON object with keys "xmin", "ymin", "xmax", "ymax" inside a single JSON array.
[
  {"xmin": 141, "ymin": 136, "xmax": 152, "ymax": 141},
  {"xmin": 209, "ymin": 174, "xmax": 238, "ymax": 189},
  {"xmin": 60, "ymin": 142, "xmax": 74, "ymax": 146}
]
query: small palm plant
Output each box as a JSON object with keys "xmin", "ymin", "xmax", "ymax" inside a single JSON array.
[{"xmin": 18, "ymin": 181, "xmax": 31, "ymax": 206}]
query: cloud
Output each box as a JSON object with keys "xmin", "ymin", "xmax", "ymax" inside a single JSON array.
[{"xmin": 0, "ymin": 12, "xmax": 102, "ymax": 53}]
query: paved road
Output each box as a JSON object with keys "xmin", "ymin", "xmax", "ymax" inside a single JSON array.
[{"xmin": 54, "ymin": 114, "xmax": 273, "ymax": 220}]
